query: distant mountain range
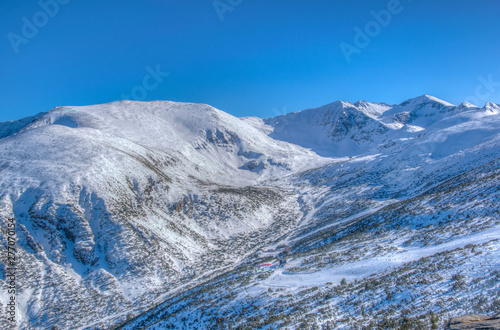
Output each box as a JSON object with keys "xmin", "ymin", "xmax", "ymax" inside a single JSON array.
[{"xmin": 1, "ymin": 95, "xmax": 499, "ymax": 329}]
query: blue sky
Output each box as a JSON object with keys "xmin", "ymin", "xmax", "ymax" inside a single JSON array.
[{"xmin": 1, "ymin": 0, "xmax": 499, "ymax": 121}]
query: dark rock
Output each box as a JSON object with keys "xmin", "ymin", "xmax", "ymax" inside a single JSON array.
[{"xmin": 445, "ymin": 314, "xmax": 500, "ymax": 329}]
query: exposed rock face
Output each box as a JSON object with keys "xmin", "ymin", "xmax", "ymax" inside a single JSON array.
[{"xmin": 446, "ymin": 314, "xmax": 500, "ymax": 329}]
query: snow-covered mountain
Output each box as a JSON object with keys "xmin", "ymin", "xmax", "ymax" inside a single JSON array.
[
  {"xmin": 262, "ymin": 94, "xmax": 500, "ymax": 158},
  {"xmin": 1, "ymin": 96, "xmax": 499, "ymax": 329}
]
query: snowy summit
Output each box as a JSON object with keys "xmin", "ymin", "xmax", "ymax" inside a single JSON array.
[{"xmin": 1, "ymin": 95, "xmax": 500, "ymax": 329}]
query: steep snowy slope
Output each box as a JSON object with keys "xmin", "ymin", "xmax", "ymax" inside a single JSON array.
[
  {"xmin": 263, "ymin": 94, "xmax": 500, "ymax": 158},
  {"xmin": 1, "ymin": 96, "xmax": 500, "ymax": 329},
  {"xmin": 0, "ymin": 101, "xmax": 326, "ymax": 329},
  {"xmin": 263, "ymin": 101, "xmax": 391, "ymax": 157},
  {"xmin": 0, "ymin": 112, "xmax": 46, "ymax": 140},
  {"xmin": 4, "ymin": 101, "xmax": 324, "ymax": 187},
  {"xmin": 120, "ymin": 96, "xmax": 500, "ymax": 330}
]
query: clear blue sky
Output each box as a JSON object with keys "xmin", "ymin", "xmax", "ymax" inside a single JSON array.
[{"xmin": 1, "ymin": 0, "xmax": 499, "ymax": 121}]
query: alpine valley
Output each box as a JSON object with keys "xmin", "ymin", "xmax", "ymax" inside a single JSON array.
[{"xmin": 1, "ymin": 95, "xmax": 499, "ymax": 329}]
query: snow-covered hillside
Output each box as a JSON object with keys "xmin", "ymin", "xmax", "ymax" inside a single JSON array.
[
  {"xmin": 263, "ymin": 94, "xmax": 500, "ymax": 158},
  {"xmin": 1, "ymin": 96, "xmax": 499, "ymax": 329}
]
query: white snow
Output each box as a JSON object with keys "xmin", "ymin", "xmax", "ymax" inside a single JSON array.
[{"xmin": 1, "ymin": 95, "xmax": 500, "ymax": 329}]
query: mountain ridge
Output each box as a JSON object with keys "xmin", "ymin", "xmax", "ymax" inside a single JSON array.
[{"xmin": 1, "ymin": 95, "xmax": 499, "ymax": 329}]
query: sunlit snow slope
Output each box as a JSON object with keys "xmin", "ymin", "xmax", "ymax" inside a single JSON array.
[{"xmin": 1, "ymin": 96, "xmax": 500, "ymax": 329}]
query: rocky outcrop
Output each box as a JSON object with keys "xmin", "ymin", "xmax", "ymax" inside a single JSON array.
[{"xmin": 446, "ymin": 314, "xmax": 500, "ymax": 329}]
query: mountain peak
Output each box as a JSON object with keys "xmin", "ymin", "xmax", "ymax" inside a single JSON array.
[
  {"xmin": 484, "ymin": 102, "xmax": 500, "ymax": 113},
  {"xmin": 399, "ymin": 94, "xmax": 455, "ymax": 107},
  {"xmin": 458, "ymin": 101, "xmax": 478, "ymax": 109},
  {"xmin": 353, "ymin": 100, "xmax": 389, "ymax": 107},
  {"xmin": 352, "ymin": 100, "xmax": 391, "ymax": 118}
]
